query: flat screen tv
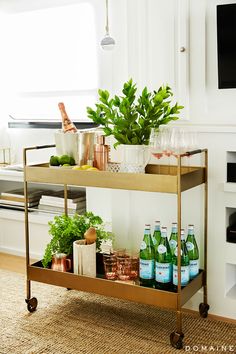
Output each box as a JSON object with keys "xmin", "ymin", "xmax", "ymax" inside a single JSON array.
[{"xmin": 217, "ymin": 3, "xmax": 236, "ymax": 89}]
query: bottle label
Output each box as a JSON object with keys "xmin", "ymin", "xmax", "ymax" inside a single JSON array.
[
  {"xmin": 189, "ymin": 259, "xmax": 199, "ymax": 278},
  {"xmin": 157, "ymin": 244, "xmax": 167, "ymax": 254},
  {"xmin": 186, "ymin": 241, "xmax": 194, "ymax": 252},
  {"xmin": 169, "ymin": 239, "xmax": 177, "ymax": 250},
  {"xmin": 140, "ymin": 259, "xmax": 154, "ymax": 279},
  {"xmin": 174, "ymin": 248, "xmax": 183, "ymax": 257},
  {"xmin": 140, "ymin": 241, "xmax": 146, "ymax": 250},
  {"xmin": 155, "ymin": 262, "xmax": 171, "ymax": 283},
  {"xmin": 173, "ymin": 265, "xmax": 190, "ymax": 286}
]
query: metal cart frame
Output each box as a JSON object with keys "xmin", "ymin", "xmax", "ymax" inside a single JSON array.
[{"xmin": 23, "ymin": 145, "xmax": 209, "ymax": 349}]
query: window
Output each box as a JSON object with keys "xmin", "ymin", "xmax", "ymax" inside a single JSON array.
[{"xmin": 1, "ymin": 1, "xmax": 100, "ymax": 121}]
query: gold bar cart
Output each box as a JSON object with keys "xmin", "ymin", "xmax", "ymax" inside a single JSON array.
[{"xmin": 23, "ymin": 145, "xmax": 209, "ymax": 349}]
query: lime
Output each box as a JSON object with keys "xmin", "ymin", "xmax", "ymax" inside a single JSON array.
[
  {"xmin": 59, "ymin": 155, "xmax": 71, "ymax": 165},
  {"xmin": 49, "ymin": 155, "xmax": 60, "ymax": 166}
]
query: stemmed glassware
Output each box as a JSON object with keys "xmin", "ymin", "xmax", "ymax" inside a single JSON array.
[
  {"xmin": 149, "ymin": 127, "xmax": 199, "ymax": 174},
  {"xmin": 149, "ymin": 128, "xmax": 163, "ymax": 160},
  {"xmin": 149, "ymin": 128, "xmax": 163, "ymax": 174}
]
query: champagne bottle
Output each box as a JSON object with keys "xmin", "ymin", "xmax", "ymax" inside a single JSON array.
[
  {"xmin": 169, "ymin": 222, "xmax": 178, "ymax": 256},
  {"xmin": 139, "ymin": 224, "xmax": 155, "ymax": 287},
  {"xmin": 58, "ymin": 102, "xmax": 77, "ymax": 133},
  {"xmin": 155, "ymin": 226, "xmax": 172, "ymax": 290},
  {"xmin": 152, "ymin": 220, "xmax": 161, "ymax": 251},
  {"xmin": 186, "ymin": 224, "xmax": 199, "ymax": 279},
  {"xmin": 172, "ymin": 229, "xmax": 190, "ymax": 288}
]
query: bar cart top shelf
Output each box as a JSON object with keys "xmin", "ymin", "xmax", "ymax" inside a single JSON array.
[{"xmin": 24, "ymin": 163, "xmax": 206, "ymax": 194}]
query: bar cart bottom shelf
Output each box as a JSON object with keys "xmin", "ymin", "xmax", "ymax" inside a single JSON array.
[{"xmin": 26, "ymin": 262, "xmax": 209, "ymax": 349}]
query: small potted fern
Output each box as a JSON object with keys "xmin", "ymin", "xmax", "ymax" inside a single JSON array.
[
  {"xmin": 42, "ymin": 212, "xmax": 113, "ymax": 270},
  {"xmin": 87, "ymin": 79, "xmax": 183, "ymax": 172}
]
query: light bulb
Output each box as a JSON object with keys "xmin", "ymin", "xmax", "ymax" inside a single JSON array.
[
  {"xmin": 101, "ymin": 0, "xmax": 115, "ymax": 50},
  {"xmin": 100, "ymin": 34, "xmax": 115, "ymax": 50}
]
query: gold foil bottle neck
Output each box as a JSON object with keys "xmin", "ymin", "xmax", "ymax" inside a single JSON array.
[{"xmin": 58, "ymin": 102, "xmax": 77, "ymax": 133}]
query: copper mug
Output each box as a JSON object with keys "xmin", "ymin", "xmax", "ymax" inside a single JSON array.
[{"xmin": 51, "ymin": 253, "xmax": 71, "ymax": 272}]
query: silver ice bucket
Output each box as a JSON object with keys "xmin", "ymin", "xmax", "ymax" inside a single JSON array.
[{"xmin": 54, "ymin": 129, "xmax": 96, "ymax": 165}]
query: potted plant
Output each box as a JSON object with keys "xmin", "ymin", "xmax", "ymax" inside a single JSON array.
[
  {"xmin": 42, "ymin": 211, "xmax": 113, "ymax": 269},
  {"xmin": 87, "ymin": 79, "xmax": 183, "ymax": 172}
]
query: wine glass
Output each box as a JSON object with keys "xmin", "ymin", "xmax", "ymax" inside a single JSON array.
[
  {"xmin": 149, "ymin": 128, "xmax": 163, "ymax": 174},
  {"xmin": 170, "ymin": 128, "xmax": 187, "ymax": 157},
  {"xmin": 149, "ymin": 128, "xmax": 163, "ymax": 160},
  {"xmin": 160, "ymin": 126, "xmax": 173, "ymax": 174},
  {"xmin": 184, "ymin": 131, "xmax": 198, "ymax": 171},
  {"xmin": 159, "ymin": 126, "xmax": 171, "ymax": 156}
]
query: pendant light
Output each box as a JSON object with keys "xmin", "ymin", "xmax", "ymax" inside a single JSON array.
[{"xmin": 100, "ymin": 0, "xmax": 115, "ymax": 50}]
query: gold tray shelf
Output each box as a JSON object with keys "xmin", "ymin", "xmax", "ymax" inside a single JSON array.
[
  {"xmin": 25, "ymin": 163, "xmax": 206, "ymax": 193},
  {"xmin": 28, "ymin": 262, "xmax": 204, "ymax": 310}
]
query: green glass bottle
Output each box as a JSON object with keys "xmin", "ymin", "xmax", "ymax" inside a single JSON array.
[
  {"xmin": 155, "ymin": 226, "xmax": 172, "ymax": 290},
  {"xmin": 139, "ymin": 224, "xmax": 155, "ymax": 287},
  {"xmin": 169, "ymin": 222, "xmax": 178, "ymax": 256},
  {"xmin": 172, "ymin": 229, "xmax": 190, "ymax": 288},
  {"xmin": 152, "ymin": 220, "xmax": 161, "ymax": 251},
  {"xmin": 186, "ymin": 224, "xmax": 199, "ymax": 279}
]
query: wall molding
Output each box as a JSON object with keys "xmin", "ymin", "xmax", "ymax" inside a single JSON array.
[
  {"xmin": 174, "ymin": 121, "xmax": 236, "ymax": 133},
  {"xmin": 175, "ymin": 0, "xmax": 190, "ymax": 121}
]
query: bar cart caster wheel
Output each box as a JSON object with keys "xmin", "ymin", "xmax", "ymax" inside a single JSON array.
[
  {"xmin": 25, "ymin": 297, "xmax": 38, "ymax": 313},
  {"xmin": 199, "ymin": 303, "xmax": 209, "ymax": 318},
  {"xmin": 170, "ymin": 332, "xmax": 184, "ymax": 349}
]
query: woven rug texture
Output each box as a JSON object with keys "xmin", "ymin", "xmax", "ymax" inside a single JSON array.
[{"xmin": 0, "ymin": 269, "xmax": 235, "ymax": 354}]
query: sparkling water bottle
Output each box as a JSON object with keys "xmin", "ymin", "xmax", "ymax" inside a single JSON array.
[
  {"xmin": 169, "ymin": 222, "xmax": 178, "ymax": 256},
  {"xmin": 139, "ymin": 224, "xmax": 155, "ymax": 287},
  {"xmin": 152, "ymin": 220, "xmax": 161, "ymax": 251},
  {"xmin": 186, "ymin": 224, "xmax": 199, "ymax": 279},
  {"xmin": 172, "ymin": 229, "xmax": 190, "ymax": 288},
  {"xmin": 155, "ymin": 226, "xmax": 172, "ymax": 290}
]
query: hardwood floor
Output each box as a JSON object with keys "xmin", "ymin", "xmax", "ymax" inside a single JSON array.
[{"xmin": 0, "ymin": 252, "xmax": 33, "ymax": 274}]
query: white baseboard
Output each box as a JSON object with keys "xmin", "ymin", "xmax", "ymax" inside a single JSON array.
[{"xmin": 0, "ymin": 246, "xmax": 42, "ymax": 259}]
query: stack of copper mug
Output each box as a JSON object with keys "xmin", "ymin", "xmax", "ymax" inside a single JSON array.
[{"xmin": 103, "ymin": 249, "xmax": 139, "ymax": 282}]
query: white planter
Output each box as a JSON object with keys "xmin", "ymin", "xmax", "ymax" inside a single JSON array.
[{"xmin": 120, "ymin": 144, "xmax": 150, "ymax": 173}]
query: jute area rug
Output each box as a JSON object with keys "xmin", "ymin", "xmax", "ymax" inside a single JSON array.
[{"xmin": 0, "ymin": 269, "xmax": 235, "ymax": 354}]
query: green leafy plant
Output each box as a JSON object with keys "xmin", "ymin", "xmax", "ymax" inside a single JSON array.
[
  {"xmin": 42, "ymin": 212, "xmax": 113, "ymax": 268},
  {"xmin": 87, "ymin": 79, "xmax": 184, "ymax": 148}
]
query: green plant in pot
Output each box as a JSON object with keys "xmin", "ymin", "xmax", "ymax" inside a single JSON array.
[
  {"xmin": 42, "ymin": 211, "xmax": 113, "ymax": 268},
  {"xmin": 87, "ymin": 79, "xmax": 184, "ymax": 172}
]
